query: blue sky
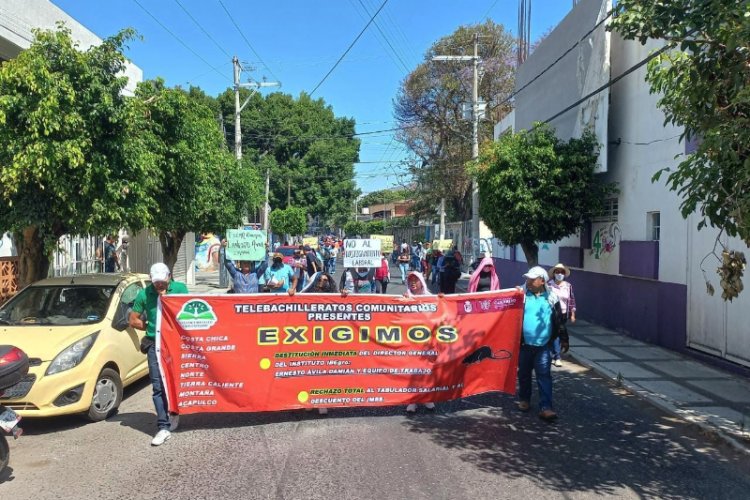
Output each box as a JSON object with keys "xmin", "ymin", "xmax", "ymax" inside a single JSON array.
[{"xmin": 52, "ymin": 0, "xmax": 574, "ymax": 194}]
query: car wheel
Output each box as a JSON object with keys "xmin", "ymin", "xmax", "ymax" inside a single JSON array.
[{"xmin": 86, "ymin": 368, "xmax": 123, "ymax": 422}]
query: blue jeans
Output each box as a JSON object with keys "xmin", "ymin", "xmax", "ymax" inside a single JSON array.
[
  {"xmin": 147, "ymin": 342, "xmax": 170, "ymax": 430},
  {"xmin": 399, "ymin": 263, "xmax": 409, "ymax": 282},
  {"xmin": 517, "ymin": 343, "xmax": 553, "ymax": 411},
  {"xmin": 325, "ymin": 258, "xmax": 335, "ymax": 274}
]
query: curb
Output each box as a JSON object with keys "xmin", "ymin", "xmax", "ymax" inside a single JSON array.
[{"xmin": 568, "ymin": 351, "xmax": 750, "ymax": 456}]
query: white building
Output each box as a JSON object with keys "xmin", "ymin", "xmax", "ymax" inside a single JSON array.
[
  {"xmin": 491, "ymin": 0, "xmax": 750, "ymax": 370},
  {"xmin": 0, "ymin": 0, "xmax": 141, "ymax": 94}
]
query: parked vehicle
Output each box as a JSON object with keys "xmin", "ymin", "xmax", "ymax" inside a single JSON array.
[
  {"xmin": 0, "ymin": 273, "xmax": 151, "ymax": 421},
  {"xmin": 0, "ymin": 345, "xmax": 28, "ymax": 473},
  {"xmin": 275, "ymin": 245, "xmax": 298, "ymax": 266}
]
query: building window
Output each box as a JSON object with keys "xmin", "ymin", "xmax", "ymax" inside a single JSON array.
[
  {"xmin": 647, "ymin": 212, "xmax": 660, "ymax": 241},
  {"xmin": 592, "ymin": 198, "xmax": 619, "ymax": 223}
]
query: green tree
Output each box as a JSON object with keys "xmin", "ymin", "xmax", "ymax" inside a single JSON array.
[
  {"xmin": 217, "ymin": 91, "xmax": 360, "ymax": 230},
  {"xmin": 344, "ymin": 220, "xmax": 367, "ymax": 237},
  {"xmin": 0, "ymin": 25, "xmax": 156, "ymax": 285},
  {"xmin": 395, "ymin": 21, "xmax": 516, "ymax": 222},
  {"xmin": 610, "ymin": 0, "xmax": 749, "ymax": 300},
  {"xmin": 367, "ymin": 220, "xmax": 385, "ymax": 235},
  {"xmin": 471, "ymin": 124, "xmax": 615, "ymax": 266},
  {"xmin": 360, "ymin": 188, "xmax": 409, "ymax": 209},
  {"xmin": 269, "ymin": 206, "xmax": 307, "ymax": 237},
  {"xmin": 136, "ymin": 79, "xmax": 260, "ymax": 270}
]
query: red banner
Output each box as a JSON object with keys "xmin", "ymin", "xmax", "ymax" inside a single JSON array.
[{"xmin": 157, "ymin": 290, "xmax": 523, "ymax": 414}]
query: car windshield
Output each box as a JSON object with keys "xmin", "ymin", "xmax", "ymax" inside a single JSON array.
[{"xmin": 0, "ymin": 285, "xmax": 115, "ymax": 326}]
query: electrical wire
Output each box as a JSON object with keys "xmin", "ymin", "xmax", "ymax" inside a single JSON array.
[
  {"xmin": 217, "ymin": 0, "xmax": 280, "ymax": 82},
  {"xmin": 354, "ymin": 0, "xmax": 410, "ymax": 73},
  {"xmin": 310, "ymin": 0, "xmax": 390, "ymax": 96},
  {"xmin": 174, "ymin": 0, "xmax": 232, "ymax": 59},
  {"xmin": 131, "ymin": 0, "xmax": 228, "ymax": 81}
]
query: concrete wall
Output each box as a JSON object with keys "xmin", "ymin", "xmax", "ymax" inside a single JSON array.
[{"xmin": 0, "ymin": 0, "xmax": 142, "ymax": 94}]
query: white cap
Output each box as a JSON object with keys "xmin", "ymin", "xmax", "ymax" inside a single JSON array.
[
  {"xmin": 150, "ymin": 263, "xmax": 170, "ymax": 282},
  {"xmin": 523, "ymin": 266, "xmax": 548, "ymax": 281}
]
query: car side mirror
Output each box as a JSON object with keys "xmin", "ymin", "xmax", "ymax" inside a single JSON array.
[{"xmin": 112, "ymin": 301, "xmax": 132, "ymax": 332}]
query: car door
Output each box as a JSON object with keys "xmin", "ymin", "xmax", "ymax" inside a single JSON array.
[{"xmin": 114, "ymin": 281, "xmax": 148, "ymax": 384}]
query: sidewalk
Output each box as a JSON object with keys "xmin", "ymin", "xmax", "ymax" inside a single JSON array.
[{"xmin": 567, "ymin": 320, "xmax": 750, "ymax": 453}]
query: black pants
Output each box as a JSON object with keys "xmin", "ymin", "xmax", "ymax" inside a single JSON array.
[{"xmin": 376, "ymin": 279, "xmax": 389, "ymax": 294}]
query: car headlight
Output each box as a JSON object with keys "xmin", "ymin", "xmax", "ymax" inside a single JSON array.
[{"xmin": 46, "ymin": 331, "xmax": 100, "ymax": 376}]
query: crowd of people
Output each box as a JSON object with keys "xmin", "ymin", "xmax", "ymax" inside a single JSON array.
[{"xmin": 130, "ymin": 233, "xmax": 578, "ymax": 446}]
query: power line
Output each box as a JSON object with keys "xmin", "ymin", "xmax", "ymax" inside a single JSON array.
[
  {"xmin": 310, "ymin": 0, "xmax": 390, "ymax": 96},
  {"xmin": 173, "ymin": 0, "xmax": 231, "ymax": 59},
  {"xmin": 355, "ymin": 0, "xmax": 410, "ymax": 73},
  {"xmin": 131, "ymin": 0, "xmax": 228, "ymax": 81},
  {"xmin": 489, "ymin": 8, "xmax": 614, "ymax": 114},
  {"xmin": 542, "ymin": 42, "xmax": 674, "ymax": 125},
  {"xmin": 217, "ymin": 0, "xmax": 280, "ymax": 82}
]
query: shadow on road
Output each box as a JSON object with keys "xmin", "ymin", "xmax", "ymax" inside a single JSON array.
[{"xmin": 401, "ymin": 368, "xmax": 750, "ymax": 498}]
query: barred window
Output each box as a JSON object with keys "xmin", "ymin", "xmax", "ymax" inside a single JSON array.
[{"xmin": 592, "ymin": 198, "xmax": 619, "ymax": 223}]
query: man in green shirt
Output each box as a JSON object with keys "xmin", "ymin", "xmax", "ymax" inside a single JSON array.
[{"xmin": 129, "ymin": 262, "xmax": 188, "ymax": 446}]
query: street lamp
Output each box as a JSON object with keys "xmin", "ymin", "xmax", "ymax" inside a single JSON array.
[{"xmin": 432, "ymin": 33, "xmax": 484, "ymax": 258}]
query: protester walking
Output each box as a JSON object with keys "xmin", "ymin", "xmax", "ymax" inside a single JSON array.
[
  {"xmin": 397, "ymin": 248, "xmax": 410, "ymax": 284},
  {"xmin": 374, "ymin": 252, "xmax": 391, "ymax": 294},
  {"xmin": 340, "ymin": 267, "xmax": 376, "ymax": 294},
  {"xmin": 516, "ymin": 266, "xmax": 569, "ymax": 421},
  {"xmin": 547, "ymin": 263, "xmax": 576, "ymax": 367},
  {"xmin": 467, "ymin": 256, "xmax": 501, "ymax": 293},
  {"xmin": 402, "ymin": 271, "xmax": 437, "ymax": 413},
  {"xmin": 128, "ymin": 263, "xmax": 187, "ymax": 446},
  {"xmin": 263, "ymin": 252, "xmax": 298, "ymax": 293},
  {"xmin": 439, "ymin": 250, "xmax": 461, "ymax": 294}
]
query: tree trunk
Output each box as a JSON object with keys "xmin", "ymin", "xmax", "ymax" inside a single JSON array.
[
  {"xmin": 15, "ymin": 226, "xmax": 51, "ymax": 287},
  {"xmin": 520, "ymin": 241, "xmax": 539, "ymax": 268},
  {"xmin": 159, "ymin": 230, "xmax": 185, "ymax": 274}
]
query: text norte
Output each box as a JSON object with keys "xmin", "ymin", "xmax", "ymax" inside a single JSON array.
[{"xmin": 257, "ymin": 325, "xmax": 458, "ymax": 346}]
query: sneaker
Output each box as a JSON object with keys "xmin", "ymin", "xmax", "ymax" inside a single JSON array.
[
  {"xmin": 553, "ymin": 359, "xmax": 562, "ymax": 367},
  {"xmin": 169, "ymin": 414, "xmax": 179, "ymax": 431},
  {"xmin": 318, "ymin": 408, "xmax": 328, "ymax": 415},
  {"xmin": 516, "ymin": 400, "xmax": 530, "ymax": 412},
  {"xmin": 406, "ymin": 404, "xmax": 417, "ymax": 413},
  {"xmin": 425, "ymin": 402, "xmax": 436, "ymax": 410},
  {"xmin": 151, "ymin": 429, "xmax": 171, "ymax": 446},
  {"xmin": 539, "ymin": 409, "xmax": 558, "ymax": 421}
]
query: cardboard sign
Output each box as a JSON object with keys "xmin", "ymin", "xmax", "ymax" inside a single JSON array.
[
  {"xmin": 303, "ymin": 237, "xmax": 319, "ymax": 250},
  {"xmin": 225, "ymin": 229, "xmax": 267, "ymax": 261},
  {"xmin": 370, "ymin": 234, "xmax": 394, "ymax": 254},
  {"xmin": 157, "ymin": 290, "xmax": 524, "ymax": 414},
  {"xmin": 343, "ymin": 239, "xmax": 382, "ymax": 268},
  {"xmin": 432, "ymin": 239, "xmax": 454, "ymax": 252}
]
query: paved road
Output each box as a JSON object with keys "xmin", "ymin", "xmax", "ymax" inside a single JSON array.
[{"xmin": 3, "ymin": 265, "xmax": 750, "ymax": 499}]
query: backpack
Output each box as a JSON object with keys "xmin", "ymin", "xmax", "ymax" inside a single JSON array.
[
  {"xmin": 307, "ymin": 251, "xmax": 323, "ymax": 272},
  {"xmin": 321, "ymin": 246, "xmax": 331, "ymax": 260}
]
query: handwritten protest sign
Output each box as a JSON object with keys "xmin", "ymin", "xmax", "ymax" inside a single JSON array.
[
  {"xmin": 343, "ymin": 239, "xmax": 382, "ymax": 268},
  {"xmin": 226, "ymin": 229, "xmax": 266, "ymax": 261},
  {"xmin": 303, "ymin": 237, "xmax": 319, "ymax": 249},
  {"xmin": 370, "ymin": 234, "xmax": 394, "ymax": 254},
  {"xmin": 432, "ymin": 239, "xmax": 454, "ymax": 251}
]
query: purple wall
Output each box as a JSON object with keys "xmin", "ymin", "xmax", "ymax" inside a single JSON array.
[
  {"xmin": 493, "ymin": 257, "xmax": 687, "ymax": 351},
  {"xmin": 619, "ymin": 240, "xmax": 659, "ymax": 280}
]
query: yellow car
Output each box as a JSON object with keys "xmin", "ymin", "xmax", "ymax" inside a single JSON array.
[{"xmin": 0, "ymin": 273, "xmax": 151, "ymax": 421}]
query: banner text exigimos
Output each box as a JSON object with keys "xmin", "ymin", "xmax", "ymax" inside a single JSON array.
[{"xmin": 157, "ymin": 290, "xmax": 523, "ymax": 414}]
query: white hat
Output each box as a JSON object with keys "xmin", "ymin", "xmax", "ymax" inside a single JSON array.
[
  {"xmin": 150, "ymin": 262, "xmax": 170, "ymax": 282},
  {"xmin": 523, "ymin": 266, "xmax": 549, "ymax": 281}
]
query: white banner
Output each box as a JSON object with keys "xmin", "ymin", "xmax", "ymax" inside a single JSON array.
[{"xmin": 343, "ymin": 239, "xmax": 382, "ymax": 268}]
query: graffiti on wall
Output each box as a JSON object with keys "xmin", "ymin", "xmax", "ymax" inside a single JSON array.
[{"xmin": 591, "ymin": 223, "xmax": 620, "ymax": 259}]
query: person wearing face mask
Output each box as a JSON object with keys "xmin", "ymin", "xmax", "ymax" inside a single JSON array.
[
  {"xmin": 467, "ymin": 256, "xmax": 501, "ymax": 293},
  {"xmin": 547, "ymin": 263, "xmax": 576, "ymax": 367},
  {"xmin": 402, "ymin": 271, "xmax": 438, "ymax": 413},
  {"xmin": 263, "ymin": 252, "xmax": 298, "ymax": 294}
]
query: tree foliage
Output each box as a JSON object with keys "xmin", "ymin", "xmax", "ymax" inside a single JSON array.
[
  {"xmin": 343, "ymin": 220, "xmax": 367, "ymax": 237},
  {"xmin": 471, "ymin": 124, "xmax": 615, "ymax": 266},
  {"xmin": 136, "ymin": 79, "xmax": 261, "ymax": 270},
  {"xmin": 394, "ymin": 21, "xmax": 516, "ymax": 222},
  {"xmin": 269, "ymin": 206, "xmax": 307, "ymax": 237},
  {"xmin": 610, "ymin": 0, "xmax": 750, "ymax": 298},
  {"xmin": 217, "ymin": 91, "xmax": 360, "ymax": 230},
  {"xmin": 366, "ymin": 219, "xmax": 385, "ymax": 235},
  {"xmin": 0, "ymin": 25, "xmax": 155, "ymax": 285},
  {"xmin": 359, "ymin": 188, "xmax": 409, "ymax": 209}
]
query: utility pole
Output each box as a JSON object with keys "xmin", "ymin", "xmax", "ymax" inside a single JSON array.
[
  {"xmin": 232, "ymin": 56, "xmax": 280, "ymax": 160},
  {"xmin": 432, "ymin": 33, "xmax": 483, "ymax": 258},
  {"xmin": 263, "ymin": 168, "xmax": 270, "ymax": 234},
  {"xmin": 287, "ymin": 178, "xmax": 291, "ymax": 208},
  {"xmin": 439, "ymin": 198, "xmax": 446, "ymax": 240}
]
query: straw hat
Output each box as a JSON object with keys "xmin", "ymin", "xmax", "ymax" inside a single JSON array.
[{"xmin": 549, "ymin": 263, "xmax": 570, "ymax": 277}]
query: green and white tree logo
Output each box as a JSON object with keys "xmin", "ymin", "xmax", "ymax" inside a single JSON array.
[{"xmin": 176, "ymin": 299, "xmax": 217, "ymax": 330}]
